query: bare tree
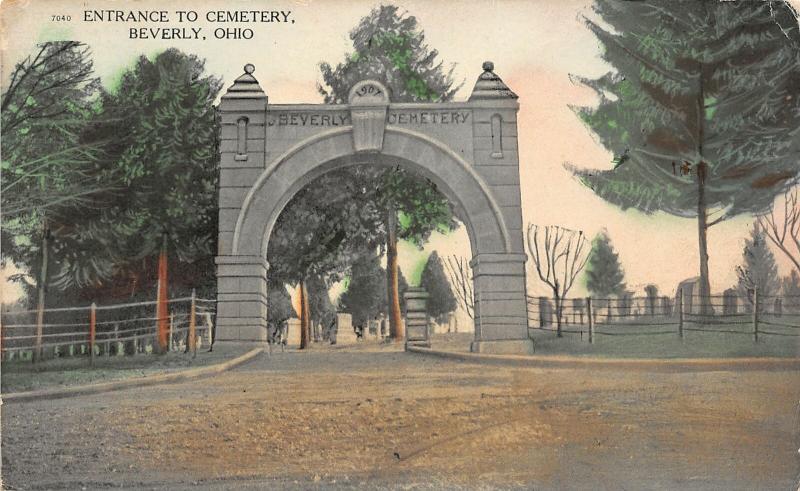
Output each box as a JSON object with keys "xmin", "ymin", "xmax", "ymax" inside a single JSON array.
[
  {"xmin": 526, "ymin": 224, "xmax": 589, "ymax": 337},
  {"xmin": 758, "ymin": 187, "xmax": 800, "ymax": 274},
  {"xmin": 445, "ymin": 255, "xmax": 474, "ymax": 319}
]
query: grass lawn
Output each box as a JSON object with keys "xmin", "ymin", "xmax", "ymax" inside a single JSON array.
[
  {"xmin": 430, "ymin": 321, "xmax": 800, "ymax": 358},
  {"xmin": 0, "ymin": 343, "xmax": 255, "ymax": 393},
  {"xmin": 528, "ymin": 327, "xmax": 800, "ymax": 358}
]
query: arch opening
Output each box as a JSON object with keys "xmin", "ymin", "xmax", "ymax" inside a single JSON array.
[{"xmin": 265, "ymin": 161, "xmax": 475, "ymax": 346}]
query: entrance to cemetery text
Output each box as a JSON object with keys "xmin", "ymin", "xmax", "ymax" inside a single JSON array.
[{"xmin": 215, "ymin": 63, "xmax": 532, "ymax": 354}]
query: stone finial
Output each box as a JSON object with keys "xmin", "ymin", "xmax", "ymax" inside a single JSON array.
[
  {"xmin": 468, "ymin": 61, "xmax": 518, "ymax": 101},
  {"xmin": 221, "ymin": 63, "xmax": 266, "ymax": 100}
]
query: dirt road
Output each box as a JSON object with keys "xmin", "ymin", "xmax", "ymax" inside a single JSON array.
[{"xmin": 3, "ymin": 342, "xmax": 799, "ymax": 490}]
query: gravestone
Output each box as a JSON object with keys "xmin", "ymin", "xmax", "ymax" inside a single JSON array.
[
  {"xmin": 722, "ymin": 288, "xmax": 738, "ymax": 315},
  {"xmin": 334, "ymin": 313, "xmax": 357, "ymax": 345},
  {"xmin": 572, "ymin": 298, "xmax": 585, "ymax": 325},
  {"xmin": 286, "ymin": 318, "xmax": 301, "ymax": 347},
  {"xmin": 660, "ymin": 296, "xmax": 673, "ymax": 316},
  {"xmin": 645, "ymin": 285, "xmax": 658, "ymax": 316},
  {"xmin": 538, "ymin": 297, "xmax": 553, "ymax": 327}
]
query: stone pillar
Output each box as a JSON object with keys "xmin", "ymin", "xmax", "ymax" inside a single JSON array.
[
  {"xmin": 465, "ymin": 62, "xmax": 532, "ymax": 355},
  {"xmin": 469, "ymin": 253, "xmax": 533, "ymax": 354},
  {"xmin": 215, "ymin": 65, "xmax": 269, "ymax": 344},
  {"xmin": 215, "ymin": 255, "xmax": 268, "ymax": 343},
  {"xmin": 404, "ymin": 287, "xmax": 431, "ymax": 348}
]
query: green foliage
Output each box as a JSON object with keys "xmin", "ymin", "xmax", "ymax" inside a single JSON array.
[
  {"xmin": 572, "ymin": 1, "xmax": 800, "ymax": 219},
  {"xmin": 736, "ymin": 224, "xmax": 780, "ymax": 300},
  {"xmin": 318, "ymin": 5, "xmax": 459, "ymax": 104},
  {"xmin": 585, "ymin": 230, "xmax": 626, "ymax": 298},
  {"xmin": 316, "ymin": 5, "xmax": 460, "ymax": 314},
  {"xmin": 77, "ymin": 49, "xmax": 222, "ymax": 297},
  {"xmin": 419, "ymin": 251, "xmax": 457, "ymax": 323},
  {"xmin": 267, "ymin": 169, "xmax": 385, "ymax": 285},
  {"xmin": 379, "ymin": 168, "xmax": 456, "ymax": 247}
]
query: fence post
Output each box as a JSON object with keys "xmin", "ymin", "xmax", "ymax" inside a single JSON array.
[
  {"xmin": 678, "ymin": 287, "xmax": 684, "ymax": 340},
  {"xmin": 587, "ymin": 297, "xmax": 594, "ymax": 344},
  {"xmin": 113, "ymin": 322, "xmax": 119, "ymax": 356},
  {"xmin": 189, "ymin": 289, "xmax": 197, "ymax": 358},
  {"xmin": 753, "ymin": 287, "xmax": 759, "ymax": 342},
  {"xmin": 89, "ymin": 302, "xmax": 97, "ymax": 367},
  {"xmin": 169, "ymin": 312, "xmax": 175, "ymax": 352}
]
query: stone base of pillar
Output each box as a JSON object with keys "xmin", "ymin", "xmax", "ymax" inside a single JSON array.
[
  {"xmin": 470, "ymin": 338, "xmax": 534, "ymax": 355},
  {"xmin": 214, "ymin": 323, "xmax": 267, "ymax": 343},
  {"xmin": 405, "ymin": 340, "xmax": 432, "ymax": 350},
  {"xmin": 215, "ymin": 255, "xmax": 268, "ymax": 343}
]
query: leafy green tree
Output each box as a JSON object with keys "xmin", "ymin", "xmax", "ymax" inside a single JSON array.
[
  {"xmin": 585, "ymin": 231, "xmax": 626, "ymax": 298},
  {"xmin": 736, "ymin": 223, "xmax": 780, "ymax": 308},
  {"xmin": 84, "ymin": 49, "xmax": 222, "ymax": 299},
  {"xmin": 571, "ymin": 1, "xmax": 800, "ymax": 312},
  {"xmin": 319, "ymin": 4, "xmax": 461, "ymax": 340},
  {"xmin": 420, "ymin": 251, "xmax": 457, "ymax": 323}
]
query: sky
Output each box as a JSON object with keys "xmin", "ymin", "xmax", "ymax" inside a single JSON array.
[{"xmin": 1, "ymin": 0, "xmax": 799, "ymax": 305}]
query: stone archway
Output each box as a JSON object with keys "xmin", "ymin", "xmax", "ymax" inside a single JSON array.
[{"xmin": 215, "ymin": 62, "xmax": 532, "ymax": 354}]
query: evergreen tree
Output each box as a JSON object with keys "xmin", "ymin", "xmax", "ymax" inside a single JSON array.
[
  {"xmin": 784, "ymin": 270, "xmax": 800, "ymax": 297},
  {"xmin": 783, "ymin": 270, "xmax": 800, "ymax": 314},
  {"xmin": 318, "ymin": 4, "xmax": 460, "ymax": 341},
  {"xmin": 267, "ymin": 280, "xmax": 296, "ymax": 325},
  {"xmin": 82, "ymin": 48, "xmax": 222, "ymax": 300},
  {"xmin": 379, "ymin": 266, "xmax": 409, "ymax": 315},
  {"xmin": 782, "ymin": 270, "xmax": 800, "ymax": 299},
  {"xmin": 420, "ymin": 251, "xmax": 457, "ymax": 323},
  {"xmin": 736, "ymin": 223, "xmax": 780, "ymax": 307},
  {"xmin": 338, "ymin": 252, "xmax": 386, "ymax": 328},
  {"xmin": 571, "ymin": 1, "xmax": 800, "ymax": 312},
  {"xmin": 585, "ymin": 230, "xmax": 626, "ymax": 298}
]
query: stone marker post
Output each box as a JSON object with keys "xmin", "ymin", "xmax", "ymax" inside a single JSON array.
[{"xmin": 404, "ymin": 288, "xmax": 431, "ymax": 348}]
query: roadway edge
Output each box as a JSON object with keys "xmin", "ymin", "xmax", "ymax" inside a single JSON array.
[
  {"xmin": 406, "ymin": 346, "xmax": 800, "ymax": 371},
  {"xmin": 2, "ymin": 347, "xmax": 265, "ymax": 404}
]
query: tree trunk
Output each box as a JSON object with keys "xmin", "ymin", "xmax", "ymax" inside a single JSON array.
[
  {"xmin": 554, "ymin": 289, "xmax": 562, "ymax": 337},
  {"xmin": 33, "ymin": 218, "xmax": 50, "ymax": 363},
  {"xmin": 155, "ymin": 236, "xmax": 169, "ymax": 354},
  {"xmin": 299, "ymin": 280, "xmax": 311, "ymax": 349},
  {"xmin": 696, "ymin": 67, "xmax": 712, "ymax": 316},
  {"xmin": 697, "ymin": 175, "xmax": 712, "ymax": 316},
  {"xmin": 386, "ymin": 206, "xmax": 404, "ymax": 341}
]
